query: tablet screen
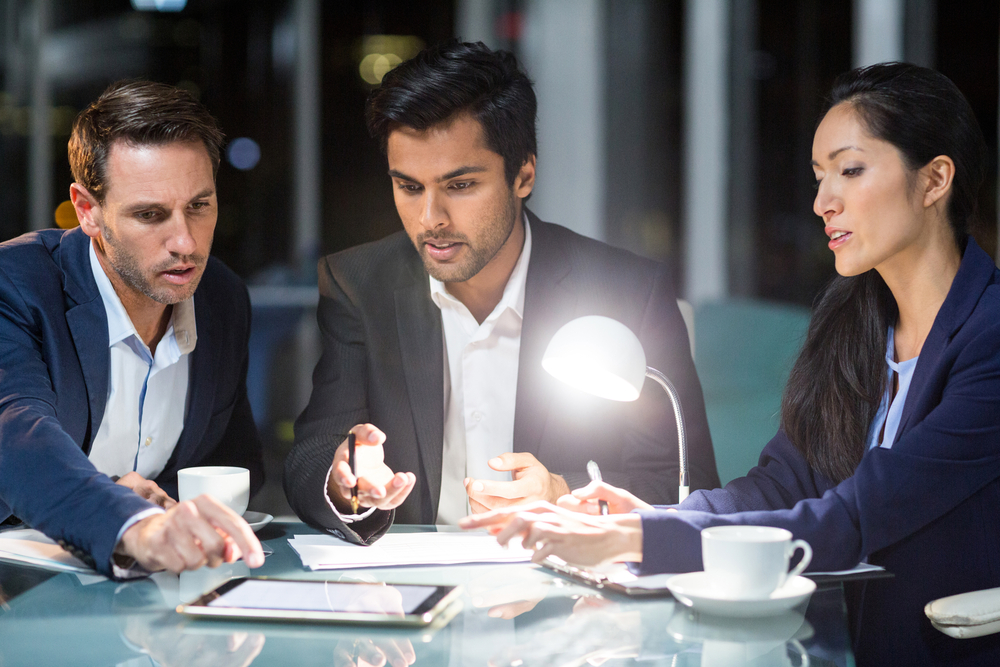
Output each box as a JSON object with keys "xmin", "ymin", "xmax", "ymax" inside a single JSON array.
[{"xmin": 207, "ymin": 580, "xmax": 440, "ymax": 615}]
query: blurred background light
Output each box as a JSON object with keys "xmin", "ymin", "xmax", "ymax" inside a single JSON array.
[
  {"xmin": 54, "ymin": 201, "xmax": 78, "ymax": 229},
  {"xmin": 357, "ymin": 35, "xmax": 424, "ymax": 85},
  {"xmin": 227, "ymin": 137, "xmax": 261, "ymax": 171},
  {"xmin": 130, "ymin": 0, "xmax": 187, "ymax": 11}
]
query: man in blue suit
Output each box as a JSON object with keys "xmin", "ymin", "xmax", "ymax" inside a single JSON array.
[{"xmin": 0, "ymin": 81, "xmax": 265, "ymax": 578}]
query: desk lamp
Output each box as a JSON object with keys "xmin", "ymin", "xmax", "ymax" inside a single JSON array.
[{"xmin": 542, "ymin": 315, "xmax": 689, "ymax": 502}]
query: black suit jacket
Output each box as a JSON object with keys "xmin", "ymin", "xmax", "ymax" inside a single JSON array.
[
  {"xmin": 0, "ymin": 227, "xmax": 263, "ymax": 576},
  {"xmin": 285, "ymin": 214, "xmax": 718, "ymax": 542}
]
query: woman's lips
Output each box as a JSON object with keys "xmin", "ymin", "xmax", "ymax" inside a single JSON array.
[{"xmin": 825, "ymin": 227, "xmax": 852, "ymax": 251}]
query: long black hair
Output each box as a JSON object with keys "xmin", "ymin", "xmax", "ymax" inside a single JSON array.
[{"xmin": 780, "ymin": 63, "xmax": 987, "ymax": 482}]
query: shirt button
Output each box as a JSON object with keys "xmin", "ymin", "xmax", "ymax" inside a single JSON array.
[
  {"xmin": 471, "ymin": 411, "xmax": 483, "ymax": 422},
  {"xmin": 144, "ymin": 437, "xmax": 153, "ymax": 447}
]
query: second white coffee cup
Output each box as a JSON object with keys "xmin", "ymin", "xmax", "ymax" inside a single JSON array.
[
  {"xmin": 177, "ymin": 466, "xmax": 250, "ymax": 516},
  {"xmin": 701, "ymin": 526, "xmax": 812, "ymax": 600}
]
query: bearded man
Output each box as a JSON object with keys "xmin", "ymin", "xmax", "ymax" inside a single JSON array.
[
  {"xmin": 284, "ymin": 41, "xmax": 720, "ymax": 544},
  {"xmin": 0, "ymin": 81, "xmax": 265, "ymax": 577}
]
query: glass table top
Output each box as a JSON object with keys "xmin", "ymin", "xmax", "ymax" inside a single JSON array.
[{"xmin": 0, "ymin": 521, "xmax": 854, "ymax": 666}]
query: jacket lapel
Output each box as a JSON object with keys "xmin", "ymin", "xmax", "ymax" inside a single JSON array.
[
  {"xmin": 164, "ymin": 285, "xmax": 220, "ymax": 472},
  {"xmin": 395, "ymin": 271, "xmax": 445, "ymax": 518},
  {"xmin": 60, "ymin": 229, "xmax": 110, "ymax": 452},
  {"xmin": 513, "ymin": 215, "xmax": 576, "ymax": 458},
  {"xmin": 894, "ymin": 238, "xmax": 995, "ymax": 442}
]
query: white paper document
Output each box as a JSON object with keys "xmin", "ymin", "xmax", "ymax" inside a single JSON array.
[
  {"xmin": 289, "ymin": 532, "xmax": 533, "ymax": 570},
  {"xmin": 0, "ymin": 528, "xmax": 98, "ymax": 574}
]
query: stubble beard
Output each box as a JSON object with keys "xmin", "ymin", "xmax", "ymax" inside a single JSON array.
[
  {"xmin": 417, "ymin": 190, "xmax": 519, "ymax": 283},
  {"xmin": 101, "ymin": 225, "xmax": 208, "ymax": 305}
]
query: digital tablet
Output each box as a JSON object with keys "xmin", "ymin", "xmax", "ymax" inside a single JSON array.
[{"xmin": 177, "ymin": 578, "xmax": 462, "ymax": 627}]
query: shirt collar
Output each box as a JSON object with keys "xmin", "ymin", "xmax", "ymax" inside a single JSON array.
[
  {"xmin": 429, "ymin": 214, "xmax": 532, "ymax": 321},
  {"xmin": 88, "ymin": 241, "xmax": 197, "ymax": 355}
]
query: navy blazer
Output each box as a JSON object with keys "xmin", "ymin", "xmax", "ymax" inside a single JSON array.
[
  {"xmin": 0, "ymin": 227, "xmax": 263, "ymax": 577},
  {"xmin": 636, "ymin": 238, "xmax": 1000, "ymax": 666},
  {"xmin": 285, "ymin": 213, "xmax": 719, "ymax": 542}
]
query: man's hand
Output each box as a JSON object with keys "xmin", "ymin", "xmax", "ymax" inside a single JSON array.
[
  {"xmin": 115, "ymin": 472, "xmax": 176, "ymax": 509},
  {"xmin": 464, "ymin": 452, "xmax": 570, "ymax": 514},
  {"xmin": 327, "ymin": 424, "xmax": 416, "ymax": 514},
  {"xmin": 118, "ymin": 494, "xmax": 264, "ymax": 573},
  {"xmin": 556, "ymin": 480, "xmax": 652, "ymax": 515}
]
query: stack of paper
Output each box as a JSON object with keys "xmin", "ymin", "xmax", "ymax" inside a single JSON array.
[
  {"xmin": 289, "ymin": 532, "xmax": 533, "ymax": 570},
  {"xmin": 0, "ymin": 528, "xmax": 96, "ymax": 574}
]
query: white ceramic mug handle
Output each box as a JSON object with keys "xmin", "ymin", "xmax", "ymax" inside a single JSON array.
[
  {"xmin": 787, "ymin": 539, "xmax": 812, "ymax": 579},
  {"xmin": 788, "ymin": 639, "xmax": 810, "ymax": 667}
]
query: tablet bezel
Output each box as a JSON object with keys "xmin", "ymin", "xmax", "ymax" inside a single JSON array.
[{"xmin": 177, "ymin": 578, "xmax": 462, "ymax": 626}]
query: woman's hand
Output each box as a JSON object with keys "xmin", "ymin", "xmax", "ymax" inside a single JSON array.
[
  {"xmin": 460, "ymin": 502, "xmax": 644, "ymax": 568},
  {"xmin": 556, "ymin": 480, "xmax": 652, "ymax": 515}
]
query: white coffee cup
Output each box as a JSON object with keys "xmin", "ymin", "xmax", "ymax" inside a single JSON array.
[
  {"xmin": 177, "ymin": 466, "xmax": 250, "ymax": 516},
  {"xmin": 701, "ymin": 526, "xmax": 812, "ymax": 600}
]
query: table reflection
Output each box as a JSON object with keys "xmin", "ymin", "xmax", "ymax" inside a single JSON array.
[{"xmin": 0, "ymin": 523, "xmax": 853, "ymax": 667}]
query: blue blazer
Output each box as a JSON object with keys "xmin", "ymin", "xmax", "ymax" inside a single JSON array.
[
  {"xmin": 0, "ymin": 228, "xmax": 263, "ymax": 577},
  {"xmin": 636, "ymin": 238, "xmax": 1000, "ymax": 666}
]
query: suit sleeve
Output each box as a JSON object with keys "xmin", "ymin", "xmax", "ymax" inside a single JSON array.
[
  {"xmin": 284, "ymin": 258, "xmax": 392, "ymax": 544},
  {"xmin": 635, "ymin": 321, "xmax": 1000, "ymax": 575},
  {"xmin": 191, "ymin": 284, "xmax": 265, "ymax": 497},
  {"xmin": 565, "ymin": 264, "xmax": 720, "ymax": 504},
  {"xmin": 0, "ymin": 267, "xmax": 155, "ymax": 577}
]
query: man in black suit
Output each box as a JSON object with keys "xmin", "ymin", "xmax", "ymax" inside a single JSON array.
[{"xmin": 284, "ymin": 41, "xmax": 719, "ymax": 543}]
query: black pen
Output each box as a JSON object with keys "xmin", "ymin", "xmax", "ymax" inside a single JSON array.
[
  {"xmin": 349, "ymin": 432, "xmax": 359, "ymax": 513},
  {"xmin": 586, "ymin": 460, "xmax": 609, "ymax": 515}
]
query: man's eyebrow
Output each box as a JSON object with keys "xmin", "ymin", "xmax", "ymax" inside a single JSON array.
[
  {"xmin": 388, "ymin": 169, "xmax": 418, "ymax": 182},
  {"xmin": 438, "ymin": 166, "xmax": 487, "ymax": 181},
  {"xmin": 121, "ymin": 188, "xmax": 216, "ymax": 213},
  {"xmin": 189, "ymin": 188, "xmax": 215, "ymax": 201},
  {"xmin": 387, "ymin": 166, "xmax": 488, "ymax": 183},
  {"xmin": 811, "ymin": 145, "xmax": 864, "ymax": 165}
]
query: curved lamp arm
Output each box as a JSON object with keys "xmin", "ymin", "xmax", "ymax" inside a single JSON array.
[{"xmin": 645, "ymin": 366, "xmax": 689, "ymax": 503}]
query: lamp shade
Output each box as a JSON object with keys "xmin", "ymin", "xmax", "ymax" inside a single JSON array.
[{"xmin": 542, "ymin": 316, "xmax": 646, "ymax": 401}]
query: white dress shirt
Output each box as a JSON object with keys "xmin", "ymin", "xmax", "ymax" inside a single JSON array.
[
  {"xmin": 87, "ymin": 242, "xmax": 196, "ymax": 554},
  {"xmin": 325, "ymin": 218, "xmax": 533, "ymax": 526},
  {"xmin": 432, "ymin": 218, "xmax": 531, "ymax": 525}
]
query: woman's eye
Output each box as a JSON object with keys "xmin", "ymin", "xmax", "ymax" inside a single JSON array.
[
  {"xmin": 812, "ymin": 179, "xmax": 822, "ymax": 190},
  {"xmin": 842, "ymin": 167, "xmax": 864, "ymax": 177}
]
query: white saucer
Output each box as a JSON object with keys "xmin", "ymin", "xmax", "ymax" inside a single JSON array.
[
  {"xmin": 242, "ymin": 511, "xmax": 273, "ymax": 532},
  {"xmin": 666, "ymin": 572, "xmax": 816, "ymax": 618}
]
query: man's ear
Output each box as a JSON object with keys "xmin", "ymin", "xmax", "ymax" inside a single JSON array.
[
  {"xmin": 921, "ymin": 155, "xmax": 955, "ymax": 210},
  {"xmin": 513, "ymin": 155, "xmax": 536, "ymax": 199},
  {"xmin": 70, "ymin": 183, "xmax": 102, "ymax": 239}
]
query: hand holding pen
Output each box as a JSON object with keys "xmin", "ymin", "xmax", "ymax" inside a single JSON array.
[
  {"xmin": 558, "ymin": 464, "xmax": 654, "ymax": 516},
  {"xmin": 327, "ymin": 424, "xmax": 418, "ymax": 514},
  {"xmin": 586, "ymin": 460, "xmax": 609, "ymax": 515}
]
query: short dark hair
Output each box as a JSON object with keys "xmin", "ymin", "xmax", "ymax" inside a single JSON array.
[
  {"xmin": 68, "ymin": 80, "xmax": 225, "ymax": 203},
  {"xmin": 366, "ymin": 40, "xmax": 537, "ymax": 185}
]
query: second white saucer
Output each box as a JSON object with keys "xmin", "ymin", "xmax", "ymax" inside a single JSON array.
[
  {"xmin": 666, "ymin": 572, "xmax": 816, "ymax": 618},
  {"xmin": 243, "ymin": 511, "xmax": 273, "ymax": 533}
]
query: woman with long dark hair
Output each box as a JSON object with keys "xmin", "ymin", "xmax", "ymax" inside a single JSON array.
[{"xmin": 463, "ymin": 62, "xmax": 1000, "ymax": 666}]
